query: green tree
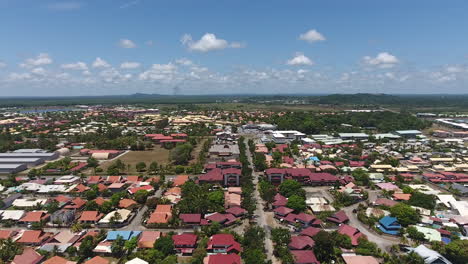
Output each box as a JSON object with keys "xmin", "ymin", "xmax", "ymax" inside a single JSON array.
[
  {"xmin": 149, "ymin": 161, "xmax": 159, "ymax": 174},
  {"xmin": 170, "ymin": 143, "xmax": 194, "ymax": 165},
  {"xmin": 124, "ymin": 236, "xmax": 138, "ymax": 254},
  {"xmin": 279, "ymin": 179, "xmax": 305, "ymax": 198},
  {"xmin": 259, "ymin": 180, "xmax": 276, "ymax": 204},
  {"xmin": 271, "ymin": 228, "xmax": 291, "ymax": 245},
  {"xmin": 0, "ymin": 238, "xmax": 22, "ymax": 262},
  {"xmin": 312, "ymin": 231, "xmax": 341, "ymax": 263},
  {"xmin": 134, "ymin": 189, "xmax": 149, "ymax": 204},
  {"xmin": 136, "ymin": 161, "xmax": 147, "ymax": 172},
  {"xmin": 407, "ymin": 192, "xmax": 436, "ymax": 210},
  {"xmin": 111, "ymin": 235, "xmax": 125, "ymax": 257},
  {"xmin": 286, "ymin": 195, "xmax": 306, "ymax": 212},
  {"xmin": 78, "ymin": 236, "xmax": 95, "ymax": 260},
  {"xmin": 389, "ymin": 203, "xmax": 420, "ymax": 226},
  {"xmin": 444, "ymin": 239, "xmax": 468, "ymax": 264},
  {"xmin": 153, "ymin": 235, "xmax": 174, "ymax": 257},
  {"xmin": 406, "ymin": 226, "xmax": 426, "ymax": 241}
]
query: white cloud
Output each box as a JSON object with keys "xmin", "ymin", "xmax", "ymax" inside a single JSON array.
[
  {"xmin": 92, "ymin": 57, "xmax": 111, "ymax": 68},
  {"xmin": 0, "ymin": 61, "xmax": 6, "ymax": 68},
  {"xmin": 120, "ymin": 62, "xmax": 141, "ymax": 69},
  {"xmin": 299, "ymin": 29, "xmax": 326, "ymax": 43},
  {"xmin": 61, "ymin": 62, "xmax": 88, "ymax": 71},
  {"xmin": 20, "ymin": 53, "xmax": 53, "ymax": 68},
  {"xmin": 175, "ymin": 58, "xmax": 193, "ymax": 66},
  {"xmin": 8, "ymin": 72, "xmax": 32, "ymax": 81},
  {"xmin": 118, "ymin": 39, "xmax": 137, "ymax": 49},
  {"xmin": 287, "ymin": 53, "xmax": 314, "ymax": 66},
  {"xmin": 145, "ymin": 40, "xmax": 154, "ymax": 46},
  {"xmin": 139, "ymin": 63, "xmax": 178, "ymax": 81},
  {"xmin": 31, "ymin": 67, "xmax": 46, "ymax": 76},
  {"xmin": 363, "ymin": 52, "xmax": 399, "ymax": 68},
  {"xmin": 181, "ymin": 33, "xmax": 244, "ymax": 52}
]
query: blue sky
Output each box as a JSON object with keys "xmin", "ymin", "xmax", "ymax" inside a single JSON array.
[{"xmin": 0, "ymin": 0, "xmax": 467, "ymax": 96}]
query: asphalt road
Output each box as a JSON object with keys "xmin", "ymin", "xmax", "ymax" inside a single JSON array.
[{"xmin": 244, "ymin": 137, "xmax": 279, "ymax": 263}]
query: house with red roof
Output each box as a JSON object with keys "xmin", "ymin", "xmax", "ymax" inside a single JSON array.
[
  {"xmin": 273, "ymin": 206, "xmax": 295, "ymax": 219},
  {"xmin": 83, "ymin": 256, "xmax": 109, "ymax": 264},
  {"xmin": 288, "ymin": 236, "xmax": 315, "ymax": 250},
  {"xmin": 326, "ymin": 210, "xmax": 349, "ymax": 224},
  {"xmin": 138, "ymin": 231, "xmax": 162, "ymax": 249},
  {"xmin": 291, "ymin": 250, "xmax": 320, "ymax": 264},
  {"xmin": 78, "ymin": 211, "xmax": 104, "ymax": 224},
  {"xmin": 128, "ymin": 185, "xmax": 154, "ymax": 195},
  {"xmin": 265, "ymin": 168, "xmax": 338, "ymax": 185},
  {"xmin": 204, "ymin": 253, "xmax": 241, "ymax": 264},
  {"xmin": 226, "ymin": 207, "xmax": 247, "ymax": 217},
  {"xmin": 273, "ymin": 193, "xmax": 288, "ymax": 208},
  {"xmin": 87, "ymin": 176, "xmax": 102, "ymax": 184},
  {"xmin": 172, "ymin": 233, "xmax": 198, "ymax": 254},
  {"xmin": 338, "ymin": 224, "xmax": 365, "ymax": 246},
  {"xmin": 11, "ymin": 247, "xmax": 44, "ymax": 264},
  {"xmin": 64, "ymin": 197, "xmax": 87, "ymax": 210},
  {"xmin": 207, "ymin": 234, "xmax": 242, "ymax": 254},
  {"xmin": 19, "ymin": 211, "xmax": 50, "ymax": 225},
  {"xmin": 199, "ymin": 168, "xmax": 241, "ymax": 186},
  {"xmin": 300, "ymin": 227, "xmax": 321, "ymax": 238},
  {"xmin": 147, "ymin": 204, "xmax": 172, "ymax": 224},
  {"xmin": 43, "ymin": 256, "xmax": 77, "ymax": 264},
  {"xmin": 17, "ymin": 230, "xmax": 52, "ymax": 246},
  {"xmin": 119, "ymin": 199, "xmax": 138, "ymax": 209},
  {"xmin": 179, "ymin": 214, "xmax": 202, "ymax": 226},
  {"xmin": 205, "ymin": 212, "xmax": 238, "ymax": 226}
]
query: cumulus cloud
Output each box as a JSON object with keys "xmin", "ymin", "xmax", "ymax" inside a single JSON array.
[
  {"xmin": 139, "ymin": 63, "xmax": 178, "ymax": 81},
  {"xmin": 92, "ymin": 57, "xmax": 111, "ymax": 68},
  {"xmin": 181, "ymin": 33, "xmax": 244, "ymax": 52},
  {"xmin": 287, "ymin": 53, "xmax": 314, "ymax": 66},
  {"xmin": 20, "ymin": 53, "xmax": 53, "ymax": 68},
  {"xmin": 120, "ymin": 62, "xmax": 141, "ymax": 69},
  {"xmin": 61, "ymin": 62, "xmax": 88, "ymax": 71},
  {"xmin": 363, "ymin": 52, "xmax": 399, "ymax": 68},
  {"xmin": 31, "ymin": 67, "xmax": 46, "ymax": 75},
  {"xmin": 299, "ymin": 29, "xmax": 326, "ymax": 43},
  {"xmin": 118, "ymin": 39, "xmax": 137, "ymax": 49},
  {"xmin": 0, "ymin": 61, "xmax": 6, "ymax": 68}
]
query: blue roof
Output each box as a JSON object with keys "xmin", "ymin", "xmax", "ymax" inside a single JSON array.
[
  {"xmin": 377, "ymin": 224, "xmax": 400, "ymax": 235},
  {"xmin": 442, "ymin": 237, "xmax": 451, "ymax": 244},
  {"xmin": 107, "ymin": 231, "xmax": 141, "ymax": 241},
  {"xmin": 379, "ymin": 216, "xmax": 401, "ymax": 228},
  {"xmin": 309, "ymin": 157, "xmax": 320, "ymax": 161}
]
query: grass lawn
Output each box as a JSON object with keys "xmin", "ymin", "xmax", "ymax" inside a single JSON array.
[{"xmin": 99, "ymin": 146, "xmax": 171, "ymax": 174}]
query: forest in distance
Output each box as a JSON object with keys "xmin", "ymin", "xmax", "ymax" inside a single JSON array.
[{"xmin": 1, "ymin": 93, "xmax": 468, "ymax": 109}]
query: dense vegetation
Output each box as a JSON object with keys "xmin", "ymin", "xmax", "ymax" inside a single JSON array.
[{"xmin": 271, "ymin": 111, "xmax": 430, "ymax": 133}]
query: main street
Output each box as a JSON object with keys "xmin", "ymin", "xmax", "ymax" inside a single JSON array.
[{"xmin": 243, "ymin": 137, "xmax": 279, "ymax": 264}]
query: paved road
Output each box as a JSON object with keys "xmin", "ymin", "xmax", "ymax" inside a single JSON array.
[
  {"xmin": 342, "ymin": 201, "xmax": 400, "ymax": 252},
  {"xmin": 244, "ymin": 137, "xmax": 279, "ymax": 263}
]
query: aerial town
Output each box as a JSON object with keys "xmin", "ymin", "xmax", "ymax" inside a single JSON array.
[{"xmin": 0, "ymin": 101, "xmax": 466, "ymax": 264}]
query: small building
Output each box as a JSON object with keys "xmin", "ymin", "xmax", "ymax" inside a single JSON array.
[
  {"xmin": 172, "ymin": 233, "xmax": 198, "ymax": 255},
  {"xmin": 377, "ymin": 216, "xmax": 401, "ymax": 235}
]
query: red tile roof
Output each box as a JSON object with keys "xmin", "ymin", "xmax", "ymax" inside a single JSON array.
[
  {"xmin": 83, "ymin": 256, "xmax": 109, "ymax": 264},
  {"xmin": 172, "ymin": 233, "xmax": 197, "ymax": 246},
  {"xmin": 206, "ymin": 254, "xmax": 241, "ymax": 264},
  {"xmin": 179, "ymin": 214, "xmax": 202, "ymax": 224},
  {"xmin": 300, "ymin": 227, "xmax": 321, "ymax": 238},
  {"xmin": 12, "ymin": 247, "xmax": 43, "ymax": 264},
  {"xmin": 291, "ymin": 250, "xmax": 320, "ymax": 264},
  {"xmin": 288, "ymin": 235, "xmax": 315, "ymax": 250}
]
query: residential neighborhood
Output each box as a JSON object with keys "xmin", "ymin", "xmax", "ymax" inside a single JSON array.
[{"xmin": 0, "ymin": 104, "xmax": 467, "ymax": 264}]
